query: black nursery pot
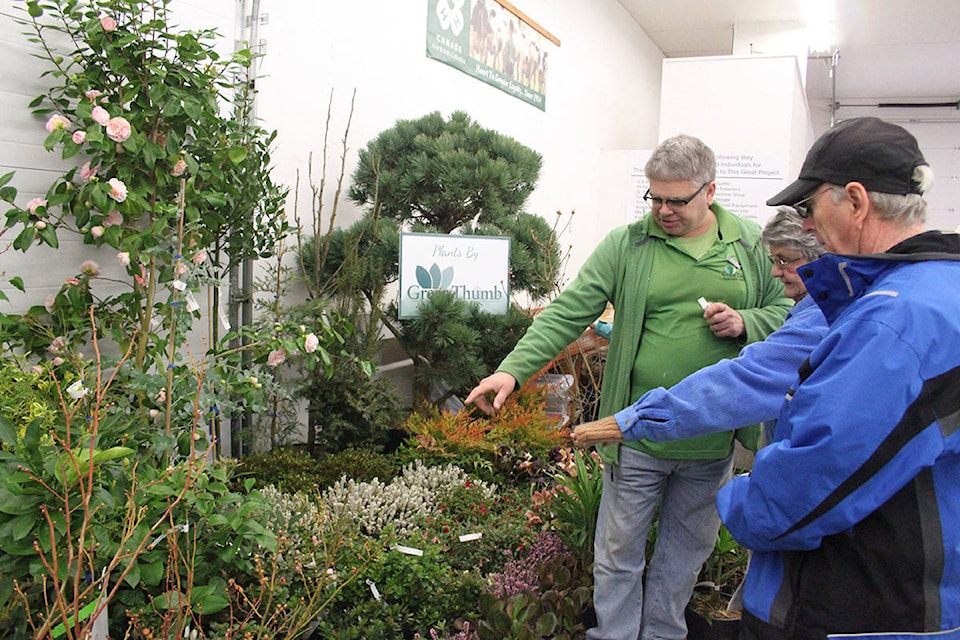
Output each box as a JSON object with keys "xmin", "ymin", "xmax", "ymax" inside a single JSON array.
[{"xmin": 684, "ymin": 603, "xmax": 741, "ymax": 640}]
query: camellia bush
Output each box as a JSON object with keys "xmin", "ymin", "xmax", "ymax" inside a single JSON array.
[{"xmin": 0, "ymin": 1, "xmax": 364, "ymax": 637}]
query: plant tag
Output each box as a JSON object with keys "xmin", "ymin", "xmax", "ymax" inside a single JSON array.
[
  {"xmin": 172, "ymin": 279, "xmax": 187, "ymax": 291},
  {"xmin": 218, "ymin": 307, "xmax": 231, "ymax": 331},
  {"xmin": 459, "ymin": 532, "xmax": 482, "ymax": 542},
  {"xmin": 366, "ymin": 578, "xmax": 382, "ymax": 601},
  {"xmin": 185, "ymin": 291, "xmax": 200, "ymax": 313},
  {"xmin": 392, "ymin": 544, "xmax": 423, "ymax": 556},
  {"xmin": 697, "ymin": 297, "xmax": 710, "ymax": 311}
]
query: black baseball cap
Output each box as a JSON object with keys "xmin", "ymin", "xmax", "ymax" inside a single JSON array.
[{"xmin": 767, "ymin": 117, "xmax": 929, "ymax": 207}]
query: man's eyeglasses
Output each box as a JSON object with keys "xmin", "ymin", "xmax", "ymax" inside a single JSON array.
[
  {"xmin": 766, "ymin": 253, "xmax": 804, "ymax": 268},
  {"xmin": 643, "ymin": 181, "xmax": 710, "ymax": 210},
  {"xmin": 793, "ymin": 186, "xmax": 830, "ymax": 218}
]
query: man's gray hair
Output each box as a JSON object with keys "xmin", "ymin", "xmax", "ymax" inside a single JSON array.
[
  {"xmin": 826, "ymin": 164, "xmax": 932, "ymax": 226},
  {"xmin": 762, "ymin": 206, "xmax": 825, "ymax": 261},
  {"xmin": 645, "ymin": 134, "xmax": 716, "ymax": 185}
]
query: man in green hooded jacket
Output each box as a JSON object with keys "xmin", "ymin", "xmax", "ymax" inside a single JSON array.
[{"xmin": 466, "ymin": 134, "xmax": 790, "ymax": 640}]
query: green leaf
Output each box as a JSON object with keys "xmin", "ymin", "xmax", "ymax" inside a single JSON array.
[
  {"xmin": 226, "ymin": 146, "xmax": 247, "ymax": 164},
  {"xmin": 123, "ymin": 560, "xmax": 141, "ymax": 587},
  {"xmin": 139, "ymin": 560, "xmax": 165, "ymax": 586},
  {"xmin": 36, "ymin": 223, "xmax": 59, "ymax": 248},
  {"xmin": 0, "ymin": 172, "xmax": 14, "ymax": 189},
  {"xmin": 8, "ymin": 277, "xmax": 24, "ymax": 293},
  {"xmin": 27, "ymin": 2, "xmax": 42, "ymax": 17},
  {"xmin": 0, "ymin": 186, "xmax": 16, "ymax": 202},
  {"xmin": 0, "ymin": 416, "xmax": 17, "ymax": 445},
  {"xmin": 10, "ymin": 512, "xmax": 39, "ymax": 541}
]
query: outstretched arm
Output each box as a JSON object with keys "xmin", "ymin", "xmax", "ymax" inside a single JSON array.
[{"xmin": 573, "ymin": 302, "xmax": 827, "ymax": 447}]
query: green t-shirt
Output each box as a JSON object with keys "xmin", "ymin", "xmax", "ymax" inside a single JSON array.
[{"xmin": 627, "ymin": 224, "xmax": 748, "ymax": 458}]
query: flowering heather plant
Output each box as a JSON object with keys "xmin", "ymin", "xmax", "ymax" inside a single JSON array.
[
  {"xmin": 321, "ymin": 460, "xmax": 497, "ymax": 537},
  {"xmin": 486, "ymin": 530, "xmax": 572, "ymax": 598}
]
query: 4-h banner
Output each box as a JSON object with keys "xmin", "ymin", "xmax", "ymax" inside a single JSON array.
[
  {"xmin": 426, "ymin": 0, "xmax": 553, "ymax": 111},
  {"xmin": 398, "ymin": 232, "xmax": 511, "ymax": 318}
]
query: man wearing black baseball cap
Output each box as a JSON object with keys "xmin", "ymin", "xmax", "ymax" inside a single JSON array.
[{"xmin": 715, "ymin": 117, "xmax": 960, "ymax": 639}]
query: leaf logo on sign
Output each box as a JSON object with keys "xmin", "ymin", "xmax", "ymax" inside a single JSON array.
[
  {"xmin": 416, "ymin": 263, "xmax": 454, "ymax": 290},
  {"xmin": 435, "ymin": 0, "xmax": 465, "ymax": 36}
]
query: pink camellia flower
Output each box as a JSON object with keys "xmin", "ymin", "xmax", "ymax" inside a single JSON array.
[
  {"xmin": 175, "ymin": 262, "xmax": 187, "ymax": 275},
  {"xmin": 65, "ymin": 277, "xmax": 80, "ymax": 286},
  {"xmin": 148, "ymin": 409, "xmax": 160, "ymax": 419},
  {"xmin": 267, "ymin": 349, "xmax": 286, "ymax": 367},
  {"xmin": 105, "ymin": 116, "xmax": 131, "ymax": 142},
  {"xmin": 72, "ymin": 130, "xmax": 86, "ymax": 144},
  {"xmin": 79, "ymin": 162, "xmax": 99, "ymax": 182},
  {"xmin": 192, "ymin": 249, "xmax": 206, "ymax": 265},
  {"xmin": 52, "ymin": 356, "xmax": 65, "ymax": 366},
  {"xmin": 171, "ymin": 158, "xmax": 187, "ymax": 177},
  {"xmin": 156, "ymin": 389, "xmax": 166, "ymax": 403},
  {"xmin": 26, "ymin": 197, "xmax": 47, "ymax": 215},
  {"xmin": 304, "ymin": 333, "xmax": 319, "ymax": 354},
  {"xmin": 44, "ymin": 293, "xmax": 57, "ymax": 313},
  {"xmin": 91, "ymin": 106, "xmax": 110, "ymax": 125},
  {"xmin": 100, "ymin": 15, "xmax": 117, "ymax": 32},
  {"xmin": 79, "ymin": 260, "xmax": 101, "ymax": 277},
  {"xmin": 104, "ymin": 210, "xmax": 123, "ymax": 227},
  {"xmin": 35, "ymin": 220, "xmax": 47, "ymax": 230},
  {"xmin": 45, "ymin": 114, "xmax": 69, "ymax": 132},
  {"xmin": 90, "ymin": 225, "xmax": 104, "ymax": 239},
  {"xmin": 107, "ymin": 178, "xmax": 127, "ymax": 202},
  {"xmin": 84, "ymin": 89, "xmax": 102, "ymax": 101},
  {"xmin": 117, "ymin": 251, "xmax": 130, "ymax": 266}
]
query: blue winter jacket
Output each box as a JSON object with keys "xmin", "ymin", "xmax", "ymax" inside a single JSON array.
[
  {"xmin": 613, "ymin": 294, "xmax": 828, "ymax": 443},
  {"xmin": 718, "ymin": 231, "xmax": 960, "ymax": 639}
]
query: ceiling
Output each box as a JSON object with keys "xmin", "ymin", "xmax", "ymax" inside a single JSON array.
[{"xmin": 618, "ymin": 0, "xmax": 960, "ymax": 112}]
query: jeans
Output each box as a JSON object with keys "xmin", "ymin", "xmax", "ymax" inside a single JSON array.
[{"xmin": 586, "ymin": 446, "xmax": 734, "ymax": 640}]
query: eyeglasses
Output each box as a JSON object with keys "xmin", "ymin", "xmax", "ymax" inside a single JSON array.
[
  {"xmin": 643, "ymin": 181, "xmax": 710, "ymax": 210},
  {"xmin": 793, "ymin": 186, "xmax": 831, "ymax": 219},
  {"xmin": 766, "ymin": 253, "xmax": 804, "ymax": 268}
]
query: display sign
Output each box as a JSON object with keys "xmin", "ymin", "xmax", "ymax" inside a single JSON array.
[
  {"xmin": 398, "ymin": 232, "xmax": 511, "ymax": 318},
  {"xmin": 426, "ymin": 0, "xmax": 557, "ymax": 111},
  {"xmin": 626, "ymin": 150, "xmax": 790, "ymax": 225}
]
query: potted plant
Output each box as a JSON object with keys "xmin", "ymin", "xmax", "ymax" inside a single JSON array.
[{"xmin": 685, "ymin": 524, "xmax": 748, "ymax": 640}]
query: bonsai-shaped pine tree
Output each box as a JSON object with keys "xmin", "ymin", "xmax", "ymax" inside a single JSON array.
[{"xmin": 305, "ymin": 110, "xmax": 561, "ymax": 411}]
